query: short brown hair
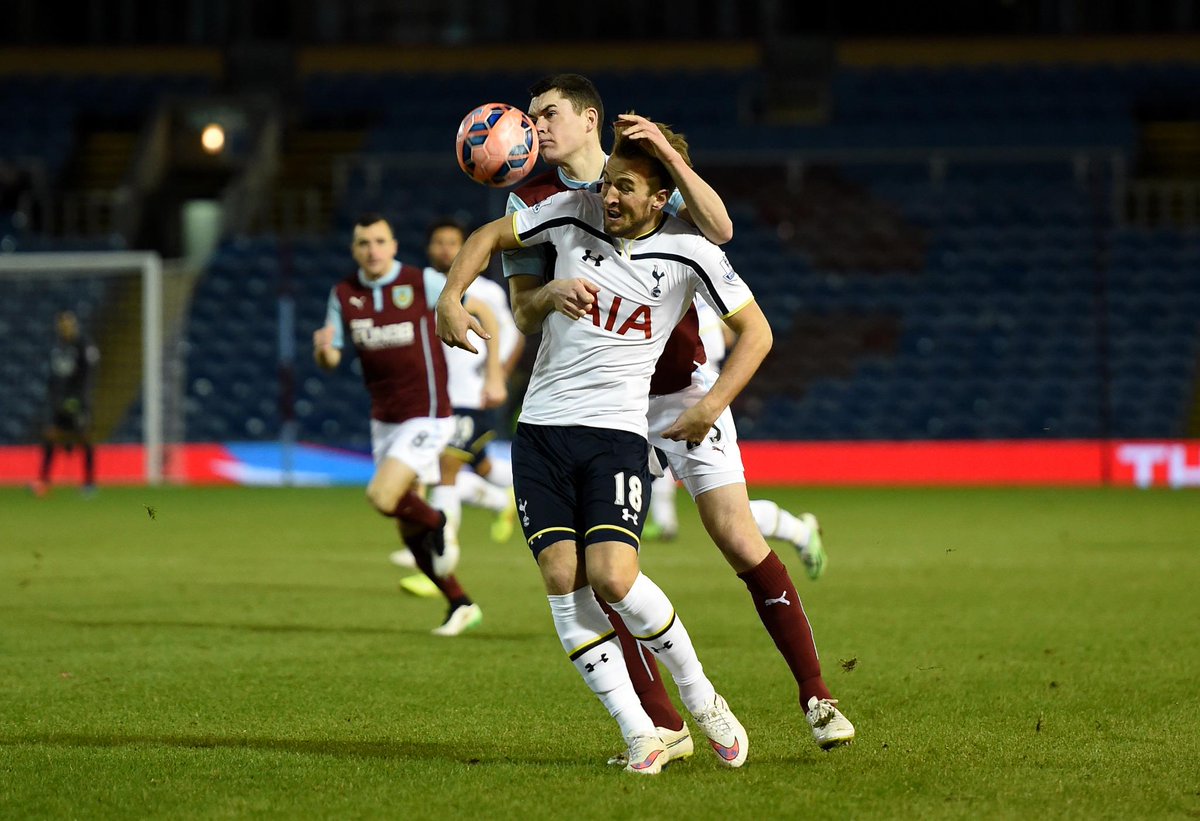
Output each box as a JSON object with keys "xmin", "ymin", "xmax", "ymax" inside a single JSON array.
[{"xmin": 610, "ymin": 113, "xmax": 691, "ymax": 192}]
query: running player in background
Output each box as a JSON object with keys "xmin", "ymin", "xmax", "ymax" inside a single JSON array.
[
  {"xmin": 438, "ymin": 119, "xmax": 755, "ymax": 775},
  {"xmin": 394, "ymin": 218, "xmax": 523, "ymax": 596},
  {"xmin": 427, "ymin": 218, "xmax": 521, "ymax": 542},
  {"xmin": 314, "ymin": 213, "xmax": 504, "ymax": 636},
  {"xmin": 646, "ymin": 296, "xmax": 828, "ymax": 581},
  {"xmin": 503, "ymin": 74, "xmax": 854, "ymax": 758},
  {"xmin": 33, "ymin": 310, "xmax": 99, "ymax": 496}
]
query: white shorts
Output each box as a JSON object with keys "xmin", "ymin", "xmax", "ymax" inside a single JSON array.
[
  {"xmin": 646, "ymin": 368, "xmax": 745, "ymax": 499},
  {"xmin": 370, "ymin": 416, "xmax": 455, "ymax": 484}
]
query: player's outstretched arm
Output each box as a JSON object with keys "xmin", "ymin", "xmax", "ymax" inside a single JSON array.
[
  {"xmin": 313, "ymin": 324, "xmax": 341, "ymax": 370},
  {"xmin": 437, "ymin": 215, "xmax": 520, "ymax": 352},
  {"xmin": 660, "ymin": 300, "xmax": 771, "ymax": 445},
  {"xmin": 616, "ymin": 113, "xmax": 733, "ymax": 245}
]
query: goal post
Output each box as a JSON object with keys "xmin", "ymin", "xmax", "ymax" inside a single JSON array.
[{"xmin": 0, "ymin": 250, "xmax": 176, "ymax": 485}]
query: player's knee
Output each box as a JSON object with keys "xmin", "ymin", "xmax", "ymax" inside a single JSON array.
[
  {"xmin": 365, "ymin": 483, "xmax": 399, "ymax": 516},
  {"xmin": 587, "ymin": 565, "xmax": 637, "ymax": 603},
  {"xmin": 710, "ymin": 523, "xmax": 770, "ymax": 569}
]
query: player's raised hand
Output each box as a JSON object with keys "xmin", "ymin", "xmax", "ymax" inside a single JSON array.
[
  {"xmin": 547, "ymin": 278, "xmax": 599, "ymax": 320},
  {"xmin": 437, "ymin": 296, "xmax": 485, "ymax": 354},
  {"xmin": 616, "ymin": 113, "xmax": 679, "ymax": 166},
  {"xmin": 482, "ymin": 372, "xmax": 508, "ymax": 409},
  {"xmin": 312, "ymin": 324, "xmax": 335, "ymax": 351}
]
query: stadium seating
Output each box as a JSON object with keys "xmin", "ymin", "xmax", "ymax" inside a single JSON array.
[{"xmin": 11, "ymin": 61, "xmax": 1197, "ymax": 447}]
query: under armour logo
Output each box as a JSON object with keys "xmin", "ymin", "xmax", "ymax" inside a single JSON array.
[
  {"xmin": 584, "ymin": 653, "xmax": 610, "ymax": 673},
  {"xmin": 349, "ymin": 296, "xmax": 364, "ymax": 309},
  {"xmin": 582, "ymin": 249, "xmax": 604, "ymax": 267},
  {"xmin": 518, "ymin": 498, "xmax": 530, "ymax": 527},
  {"xmin": 764, "ymin": 592, "xmax": 791, "ymax": 607},
  {"xmin": 650, "ymin": 266, "xmax": 665, "ymax": 298},
  {"xmin": 622, "ymin": 508, "xmax": 639, "ymax": 525},
  {"xmin": 650, "ymin": 641, "xmax": 674, "ymax": 654}
]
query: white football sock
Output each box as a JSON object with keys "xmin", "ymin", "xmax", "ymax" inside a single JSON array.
[
  {"xmin": 428, "ymin": 483, "xmax": 462, "ymax": 550},
  {"xmin": 608, "ymin": 573, "xmax": 715, "ymax": 715},
  {"xmin": 548, "ymin": 587, "xmax": 654, "ymax": 739},
  {"xmin": 649, "ymin": 474, "xmax": 678, "ymax": 533},
  {"xmin": 482, "ymin": 458, "xmax": 513, "ymax": 489},
  {"xmin": 749, "ymin": 499, "xmax": 811, "ymax": 548},
  {"xmin": 456, "ymin": 470, "xmax": 510, "ymax": 512}
]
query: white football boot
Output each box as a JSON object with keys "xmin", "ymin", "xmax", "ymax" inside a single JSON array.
[
  {"xmin": 622, "ymin": 732, "xmax": 668, "ymax": 775},
  {"xmin": 805, "ymin": 697, "xmax": 855, "ymax": 749},
  {"xmin": 690, "ymin": 694, "xmax": 749, "ymax": 768},
  {"xmin": 608, "ymin": 724, "xmax": 693, "ymax": 766}
]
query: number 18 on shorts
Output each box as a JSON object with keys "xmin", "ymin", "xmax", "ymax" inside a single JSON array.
[{"xmin": 511, "ymin": 423, "xmax": 652, "ymax": 558}]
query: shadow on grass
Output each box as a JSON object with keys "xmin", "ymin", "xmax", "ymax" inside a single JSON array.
[
  {"xmin": 0, "ymin": 732, "xmax": 522, "ymax": 764},
  {"xmin": 47, "ymin": 617, "xmax": 546, "ymax": 642}
]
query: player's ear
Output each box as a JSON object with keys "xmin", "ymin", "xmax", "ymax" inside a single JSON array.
[
  {"xmin": 649, "ymin": 188, "xmax": 670, "ymax": 212},
  {"xmin": 584, "ymin": 106, "xmax": 599, "ymax": 133}
]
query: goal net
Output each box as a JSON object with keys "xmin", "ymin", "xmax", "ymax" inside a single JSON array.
[{"xmin": 0, "ymin": 251, "xmax": 185, "ymax": 485}]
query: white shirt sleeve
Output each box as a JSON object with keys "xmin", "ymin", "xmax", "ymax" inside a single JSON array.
[
  {"xmin": 324, "ymin": 287, "xmax": 344, "ymax": 349},
  {"xmin": 510, "ymin": 190, "xmax": 592, "ymax": 253},
  {"xmin": 689, "ymin": 238, "xmax": 754, "ymax": 319},
  {"xmin": 423, "ymin": 267, "xmax": 448, "ymax": 303},
  {"xmin": 502, "ymin": 190, "xmax": 550, "ymax": 280}
]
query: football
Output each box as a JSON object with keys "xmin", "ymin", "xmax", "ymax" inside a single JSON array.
[{"xmin": 455, "ymin": 103, "xmax": 539, "ymax": 187}]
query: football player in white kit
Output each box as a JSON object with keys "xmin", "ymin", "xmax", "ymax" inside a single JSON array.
[
  {"xmin": 645, "ymin": 296, "xmax": 829, "ymax": 581},
  {"xmin": 438, "ymin": 119, "xmax": 759, "ymax": 774},
  {"xmin": 489, "ymin": 74, "xmax": 854, "ymax": 762}
]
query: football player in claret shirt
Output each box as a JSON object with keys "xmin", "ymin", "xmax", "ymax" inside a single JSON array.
[
  {"xmin": 33, "ymin": 310, "xmax": 100, "ymax": 496},
  {"xmin": 498, "ymin": 73, "xmax": 855, "ymax": 758},
  {"xmin": 392, "ymin": 218, "xmax": 524, "ymax": 596},
  {"xmin": 438, "ymin": 119, "xmax": 763, "ymax": 774},
  {"xmin": 313, "ymin": 213, "xmax": 505, "ymax": 636}
]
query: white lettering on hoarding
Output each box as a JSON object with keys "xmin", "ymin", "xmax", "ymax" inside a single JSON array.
[{"xmin": 1115, "ymin": 443, "xmax": 1200, "ymax": 488}]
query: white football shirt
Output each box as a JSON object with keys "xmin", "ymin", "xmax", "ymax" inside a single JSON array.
[
  {"xmin": 511, "ymin": 189, "xmax": 754, "ymax": 437},
  {"xmin": 435, "ymin": 269, "xmax": 520, "ymax": 410}
]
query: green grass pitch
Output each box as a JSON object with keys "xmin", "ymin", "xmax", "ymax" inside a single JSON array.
[{"xmin": 1, "ymin": 484, "xmax": 1197, "ymax": 819}]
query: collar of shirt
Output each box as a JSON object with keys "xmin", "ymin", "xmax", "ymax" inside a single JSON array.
[
  {"xmin": 357, "ymin": 261, "xmax": 401, "ymax": 290},
  {"xmin": 558, "ymin": 159, "xmax": 607, "ymax": 193}
]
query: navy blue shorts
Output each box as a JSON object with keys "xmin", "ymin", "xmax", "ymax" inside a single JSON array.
[
  {"xmin": 512, "ymin": 423, "xmax": 651, "ymax": 559},
  {"xmin": 446, "ymin": 408, "xmax": 499, "ymax": 468}
]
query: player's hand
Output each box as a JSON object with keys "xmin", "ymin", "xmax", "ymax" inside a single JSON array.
[
  {"xmin": 547, "ymin": 278, "xmax": 600, "ymax": 321},
  {"xmin": 436, "ymin": 295, "xmax": 487, "ymax": 354},
  {"xmin": 616, "ymin": 113, "xmax": 680, "ymax": 168},
  {"xmin": 312, "ymin": 324, "xmax": 335, "ymax": 351},
  {"xmin": 660, "ymin": 404, "xmax": 719, "ymax": 448},
  {"xmin": 482, "ymin": 373, "xmax": 508, "ymax": 409}
]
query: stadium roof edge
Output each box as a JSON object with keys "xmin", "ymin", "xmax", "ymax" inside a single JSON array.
[{"xmin": 839, "ymin": 34, "xmax": 1200, "ymax": 68}]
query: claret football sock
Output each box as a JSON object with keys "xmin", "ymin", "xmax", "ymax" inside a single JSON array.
[
  {"xmin": 739, "ymin": 551, "xmax": 832, "ymax": 707},
  {"xmin": 403, "ymin": 526, "xmax": 468, "ymax": 603},
  {"xmin": 390, "ymin": 491, "xmax": 442, "ymax": 530}
]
